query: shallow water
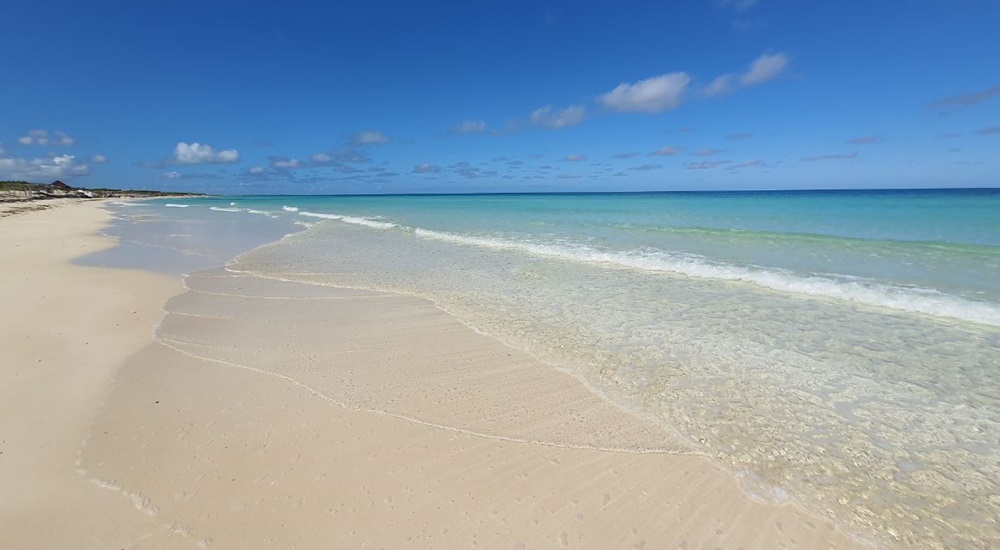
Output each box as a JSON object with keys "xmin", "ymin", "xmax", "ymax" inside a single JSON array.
[{"xmin": 105, "ymin": 191, "xmax": 1000, "ymax": 548}]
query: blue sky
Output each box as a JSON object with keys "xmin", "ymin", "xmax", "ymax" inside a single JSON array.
[{"xmin": 2, "ymin": 0, "xmax": 998, "ymax": 194}]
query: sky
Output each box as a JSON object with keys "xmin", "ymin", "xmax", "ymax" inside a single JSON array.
[{"xmin": 2, "ymin": 0, "xmax": 999, "ymax": 194}]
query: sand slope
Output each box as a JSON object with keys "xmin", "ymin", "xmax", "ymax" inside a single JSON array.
[{"xmin": 1, "ymin": 202, "xmax": 867, "ymax": 549}]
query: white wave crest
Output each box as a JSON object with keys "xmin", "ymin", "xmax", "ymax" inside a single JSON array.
[
  {"xmin": 298, "ymin": 211, "xmax": 397, "ymax": 229},
  {"xmin": 164, "ymin": 203, "xmax": 189, "ymax": 208},
  {"xmin": 282, "ymin": 206, "xmax": 299, "ymax": 212},
  {"xmin": 411, "ymin": 228, "xmax": 1000, "ymax": 327}
]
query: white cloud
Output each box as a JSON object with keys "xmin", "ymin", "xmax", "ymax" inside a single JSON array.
[
  {"xmin": 163, "ymin": 171, "xmax": 182, "ymax": 179},
  {"xmin": 704, "ymin": 74, "xmax": 734, "ymax": 97},
  {"xmin": 451, "ymin": 120, "xmax": 487, "ymax": 134},
  {"xmin": 702, "ymin": 52, "xmax": 790, "ymax": 97},
  {"xmin": 651, "ymin": 146, "xmax": 683, "ymax": 156},
  {"xmin": 413, "ymin": 163, "xmax": 442, "ymax": 174},
  {"xmin": 310, "ymin": 153, "xmax": 331, "ymax": 164},
  {"xmin": 741, "ymin": 53, "xmax": 789, "ymax": 86},
  {"xmin": 599, "ymin": 72, "xmax": 691, "ymax": 113},
  {"xmin": 529, "ymin": 105, "xmax": 587, "ymax": 129},
  {"xmin": 16, "ymin": 129, "xmax": 75, "ymax": 146},
  {"xmin": 564, "ymin": 154, "xmax": 587, "ymax": 162},
  {"xmin": 248, "ymin": 166, "xmax": 265, "ymax": 174},
  {"xmin": 55, "ymin": 131, "xmax": 74, "ymax": 146},
  {"xmin": 171, "ymin": 142, "xmax": 240, "ymax": 164},
  {"xmin": 350, "ymin": 130, "xmax": 389, "ymax": 145},
  {"xmin": 270, "ymin": 157, "xmax": 301, "ymax": 169},
  {"xmin": 0, "ymin": 150, "xmax": 90, "ymax": 180},
  {"xmin": 91, "ymin": 154, "xmax": 108, "ymax": 164}
]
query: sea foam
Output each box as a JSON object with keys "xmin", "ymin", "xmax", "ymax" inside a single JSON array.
[{"xmin": 409, "ymin": 227, "xmax": 1000, "ymax": 327}]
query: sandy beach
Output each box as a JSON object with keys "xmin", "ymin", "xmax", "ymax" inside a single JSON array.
[{"xmin": 1, "ymin": 201, "xmax": 866, "ymax": 549}]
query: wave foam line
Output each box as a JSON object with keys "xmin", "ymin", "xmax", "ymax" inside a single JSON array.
[
  {"xmin": 208, "ymin": 207, "xmax": 241, "ymax": 212},
  {"xmin": 164, "ymin": 203, "xmax": 189, "ymax": 208},
  {"xmin": 298, "ymin": 210, "xmax": 397, "ymax": 229},
  {"xmin": 254, "ymin": 210, "xmax": 1000, "ymax": 327},
  {"xmin": 410, "ymin": 228, "xmax": 1000, "ymax": 327}
]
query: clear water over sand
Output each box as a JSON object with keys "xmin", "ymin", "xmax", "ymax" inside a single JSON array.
[{"xmin": 105, "ymin": 191, "xmax": 1000, "ymax": 548}]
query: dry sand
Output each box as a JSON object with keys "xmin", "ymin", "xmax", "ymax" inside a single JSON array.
[{"xmin": 1, "ymin": 201, "xmax": 868, "ymax": 549}]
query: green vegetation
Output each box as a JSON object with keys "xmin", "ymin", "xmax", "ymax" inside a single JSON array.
[
  {"xmin": 0, "ymin": 181, "xmax": 44, "ymax": 191},
  {"xmin": 1, "ymin": 180, "xmax": 205, "ymax": 199}
]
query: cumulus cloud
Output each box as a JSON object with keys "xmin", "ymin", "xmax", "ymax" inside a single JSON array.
[
  {"xmin": 171, "ymin": 142, "xmax": 240, "ymax": 164},
  {"xmin": 704, "ymin": 53, "xmax": 789, "ymax": 97},
  {"xmin": 451, "ymin": 120, "xmax": 487, "ymax": 134},
  {"xmin": 564, "ymin": 154, "xmax": 587, "ymax": 162},
  {"xmin": 704, "ymin": 75, "xmax": 734, "ymax": 98},
  {"xmin": 162, "ymin": 171, "xmax": 183, "ymax": 179},
  {"xmin": 91, "ymin": 154, "xmax": 108, "ymax": 164},
  {"xmin": 17, "ymin": 129, "xmax": 75, "ymax": 146},
  {"xmin": 413, "ymin": 163, "xmax": 442, "ymax": 174},
  {"xmin": 802, "ymin": 152, "xmax": 858, "ymax": 161},
  {"xmin": 349, "ymin": 130, "xmax": 389, "ymax": 145},
  {"xmin": 741, "ymin": 53, "xmax": 789, "ymax": 86},
  {"xmin": 310, "ymin": 153, "xmax": 331, "ymax": 164},
  {"xmin": 248, "ymin": 166, "xmax": 265, "ymax": 174},
  {"xmin": 929, "ymin": 85, "xmax": 1000, "ymax": 114},
  {"xmin": 0, "ymin": 150, "xmax": 91, "ymax": 180},
  {"xmin": 270, "ymin": 157, "xmax": 302, "ymax": 169},
  {"xmin": 599, "ymin": 72, "xmax": 691, "ymax": 113},
  {"xmin": 530, "ymin": 105, "xmax": 587, "ymax": 129},
  {"xmin": 650, "ymin": 146, "xmax": 683, "ymax": 156}
]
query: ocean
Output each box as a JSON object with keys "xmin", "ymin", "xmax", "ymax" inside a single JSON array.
[{"xmin": 102, "ymin": 189, "xmax": 1000, "ymax": 548}]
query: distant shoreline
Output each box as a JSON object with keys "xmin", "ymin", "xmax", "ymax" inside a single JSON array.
[{"xmin": 0, "ymin": 180, "xmax": 207, "ymax": 203}]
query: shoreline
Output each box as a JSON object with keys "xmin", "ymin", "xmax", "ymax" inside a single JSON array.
[
  {"xmin": 0, "ymin": 200, "xmax": 184, "ymax": 547},
  {"xmin": 2, "ymin": 200, "xmax": 866, "ymax": 548}
]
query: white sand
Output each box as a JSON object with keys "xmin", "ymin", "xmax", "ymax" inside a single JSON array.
[{"xmin": 1, "ymin": 201, "xmax": 867, "ymax": 549}]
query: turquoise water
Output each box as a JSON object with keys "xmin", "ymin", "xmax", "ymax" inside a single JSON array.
[{"xmin": 108, "ymin": 189, "xmax": 1000, "ymax": 548}]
